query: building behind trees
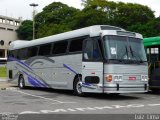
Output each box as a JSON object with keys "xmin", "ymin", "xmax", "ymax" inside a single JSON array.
[{"xmin": 0, "ymin": 15, "xmax": 22, "ymax": 63}]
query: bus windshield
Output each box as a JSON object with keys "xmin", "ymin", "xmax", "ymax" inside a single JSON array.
[{"xmin": 104, "ymin": 35, "xmax": 147, "ymax": 64}]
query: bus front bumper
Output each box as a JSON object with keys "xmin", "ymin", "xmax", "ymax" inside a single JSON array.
[{"xmin": 101, "ymin": 84, "xmax": 148, "ymax": 93}]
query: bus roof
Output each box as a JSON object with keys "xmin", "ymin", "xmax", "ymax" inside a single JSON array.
[
  {"xmin": 10, "ymin": 25, "xmax": 125, "ymax": 50},
  {"xmin": 143, "ymin": 36, "xmax": 160, "ymax": 47}
]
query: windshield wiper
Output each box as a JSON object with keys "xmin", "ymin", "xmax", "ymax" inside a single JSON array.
[
  {"xmin": 129, "ymin": 46, "xmax": 145, "ymax": 63},
  {"xmin": 119, "ymin": 45, "xmax": 129, "ymax": 60}
]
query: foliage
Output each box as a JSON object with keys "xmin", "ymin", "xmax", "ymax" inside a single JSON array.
[
  {"xmin": 128, "ymin": 18, "xmax": 160, "ymax": 37},
  {"xmin": 81, "ymin": 0, "xmax": 155, "ymax": 29},
  {"xmin": 17, "ymin": 0, "xmax": 159, "ymax": 39},
  {"xmin": 35, "ymin": 2, "xmax": 79, "ymax": 38},
  {"xmin": 0, "ymin": 67, "xmax": 6, "ymax": 78},
  {"xmin": 36, "ymin": 24, "xmax": 71, "ymax": 38},
  {"xmin": 16, "ymin": 20, "xmax": 33, "ymax": 40}
]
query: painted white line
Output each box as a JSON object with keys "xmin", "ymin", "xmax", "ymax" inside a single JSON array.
[
  {"xmin": 10, "ymin": 89, "xmax": 76, "ymax": 104},
  {"xmin": 51, "ymin": 101, "xmax": 76, "ymax": 105},
  {"xmin": 20, "ymin": 111, "xmax": 40, "ymax": 114},
  {"xmin": 6, "ymin": 87, "xmax": 18, "ymax": 90},
  {"xmin": 148, "ymin": 104, "xmax": 160, "ymax": 106},
  {"xmin": 19, "ymin": 103, "xmax": 160, "ymax": 114}
]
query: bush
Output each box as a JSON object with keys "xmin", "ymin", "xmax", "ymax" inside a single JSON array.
[{"xmin": 0, "ymin": 66, "xmax": 6, "ymax": 77}]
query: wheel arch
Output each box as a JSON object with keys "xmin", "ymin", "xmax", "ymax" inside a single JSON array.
[
  {"xmin": 73, "ymin": 74, "xmax": 82, "ymax": 89},
  {"xmin": 18, "ymin": 74, "xmax": 23, "ymax": 81}
]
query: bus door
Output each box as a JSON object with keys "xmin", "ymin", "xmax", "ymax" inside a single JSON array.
[
  {"xmin": 82, "ymin": 38, "xmax": 104, "ymax": 93},
  {"xmin": 147, "ymin": 47, "xmax": 160, "ymax": 88}
]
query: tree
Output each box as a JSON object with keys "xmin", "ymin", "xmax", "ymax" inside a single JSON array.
[
  {"xmin": 17, "ymin": 1, "xmax": 159, "ymax": 40},
  {"xmin": 35, "ymin": 2, "xmax": 79, "ymax": 38},
  {"xmin": 114, "ymin": 2, "xmax": 155, "ymax": 28},
  {"xmin": 16, "ymin": 20, "xmax": 33, "ymax": 40},
  {"xmin": 36, "ymin": 24, "xmax": 71, "ymax": 38},
  {"xmin": 81, "ymin": 0, "xmax": 155, "ymax": 29},
  {"xmin": 128, "ymin": 18, "xmax": 160, "ymax": 37},
  {"xmin": 77, "ymin": 0, "xmax": 117, "ymax": 28}
]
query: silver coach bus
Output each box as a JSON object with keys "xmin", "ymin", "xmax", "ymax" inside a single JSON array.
[{"xmin": 7, "ymin": 25, "xmax": 148, "ymax": 96}]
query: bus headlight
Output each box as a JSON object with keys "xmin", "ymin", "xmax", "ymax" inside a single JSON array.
[
  {"xmin": 114, "ymin": 75, "xmax": 123, "ymax": 81},
  {"xmin": 141, "ymin": 75, "xmax": 148, "ymax": 81},
  {"xmin": 105, "ymin": 75, "xmax": 112, "ymax": 82}
]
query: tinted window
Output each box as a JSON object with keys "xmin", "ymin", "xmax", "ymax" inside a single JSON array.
[
  {"xmin": 8, "ymin": 50, "xmax": 13, "ymax": 57},
  {"xmin": 69, "ymin": 39, "xmax": 83, "ymax": 52},
  {"xmin": 9, "ymin": 50, "xmax": 18, "ymax": 58},
  {"xmin": 18, "ymin": 48, "xmax": 28, "ymax": 59},
  {"xmin": 101, "ymin": 26, "xmax": 121, "ymax": 30},
  {"xmin": 147, "ymin": 47, "xmax": 160, "ymax": 62},
  {"xmin": 39, "ymin": 44, "xmax": 52, "ymax": 56},
  {"xmin": 28, "ymin": 47, "xmax": 38, "ymax": 57},
  {"xmin": 83, "ymin": 40, "xmax": 101, "ymax": 61},
  {"xmin": 52, "ymin": 41, "xmax": 68, "ymax": 55},
  {"xmin": 83, "ymin": 40, "xmax": 93, "ymax": 60}
]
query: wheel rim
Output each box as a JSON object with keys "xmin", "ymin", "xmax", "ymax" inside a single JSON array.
[
  {"xmin": 76, "ymin": 80, "xmax": 82, "ymax": 94},
  {"xmin": 19, "ymin": 77, "xmax": 24, "ymax": 88}
]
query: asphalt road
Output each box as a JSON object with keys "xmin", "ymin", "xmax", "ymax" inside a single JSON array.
[{"xmin": 0, "ymin": 87, "xmax": 160, "ymax": 120}]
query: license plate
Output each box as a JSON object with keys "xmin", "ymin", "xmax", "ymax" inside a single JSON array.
[{"xmin": 129, "ymin": 77, "xmax": 136, "ymax": 80}]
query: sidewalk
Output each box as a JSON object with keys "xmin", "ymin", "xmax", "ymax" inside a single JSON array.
[
  {"xmin": 0, "ymin": 77, "xmax": 7, "ymax": 82},
  {"xmin": 0, "ymin": 78, "xmax": 15, "ymax": 90}
]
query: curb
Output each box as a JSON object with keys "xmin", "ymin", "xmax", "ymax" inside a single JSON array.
[
  {"xmin": 0, "ymin": 80, "xmax": 17, "ymax": 90},
  {"xmin": 0, "ymin": 78, "xmax": 7, "ymax": 82},
  {"xmin": 0, "ymin": 87, "xmax": 18, "ymax": 90}
]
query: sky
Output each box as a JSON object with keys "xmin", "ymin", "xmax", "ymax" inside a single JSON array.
[{"xmin": 0, "ymin": 0, "xmax": 159, "ymax": 20}]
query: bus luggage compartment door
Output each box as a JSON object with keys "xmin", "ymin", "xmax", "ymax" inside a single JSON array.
[{"xmin": 82, "ymin": 62, "xmax": 103, "ymax": 93}]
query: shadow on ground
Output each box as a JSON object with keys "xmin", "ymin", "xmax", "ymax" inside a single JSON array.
[{"xmin": 15, "ymin": 86, "xmax": 144, "ymax": 101}]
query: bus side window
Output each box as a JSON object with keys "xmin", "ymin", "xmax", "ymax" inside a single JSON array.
[
  {"xmin": 93, "ymin": 40, "xmax": 101, "ymax": 61},
  {"xmin": 12, "ymin": 50, "xmax": 18, "ymax": 58},
  {"xmin": 18, "ymin": 48, "xmax": 28, "ymax": 60},
  {"xmin": 69, "ymin": 39, "xmax": 83, "ymax": 52},
  {"xmin": 150, "ymin": 47, "xmax": 159, "ymax": 61},
  {"xmin": 28, "ymin": 47, "xmax": 38, "ymax": 57},
  {"xmin": 39, "ymin": 44, "xmax": 52, "ymax": 56},
  {"xmin": 147, "ymin": 48, "xmax": 150, "ymax": 61},
  {"xmin": 83, "ymin": 40, "xmax": 93, "ymax": 60},
  {"xmin": 83, "ymin": 39, "xmax": 101, "ymax": 61},
  {"xmin": 52, "ymin": 41, "xmax": 68, "ymax": 55}
]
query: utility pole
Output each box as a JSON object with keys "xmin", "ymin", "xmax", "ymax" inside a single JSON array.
[{"xmin": 29, "ymin": 3, "xmax": 38, "ymax": 40}]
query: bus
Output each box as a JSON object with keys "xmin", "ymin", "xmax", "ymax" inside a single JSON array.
[
  {"xmin": 7, "ymin": 25, "xmax": 148, "ymax": 96},
  {"xmin": 0, "ymin": 58, "xmax": 7, "ymax": 64},
  {"xmin": 144, "ymin": 36, "xmax": 160, "ymax": 92}
]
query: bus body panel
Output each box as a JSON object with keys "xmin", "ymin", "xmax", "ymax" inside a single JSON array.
[
  {"xmin": 82, "ymin": 62, "xmax": 103, "ymax": 93},
  {"xmin": 103, "ymin": 64, "xmax": 148, "ymax": 93},
  {"xmin": 7, "ymin": 54, "xmax": 82, "ymax": 90},
  {"xmin": 80, "ymin": 64, "xmax": 148, "ymax": 93}
]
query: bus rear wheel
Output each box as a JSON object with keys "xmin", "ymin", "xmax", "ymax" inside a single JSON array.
[
  {"xmin": 18, "ymin": 75, "xmax": 25, "ymax": 89},
  {"xmin": 73, "ymin": 76, "xmax": 84, "ymax": 96}
]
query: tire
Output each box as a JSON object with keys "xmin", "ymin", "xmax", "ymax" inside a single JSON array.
[
  {"xmin": 150, "ymin": 88, "xmax": 159, "ymax": 93},
  {"xmin": 109, "ymin": 93, "xmax": 120, "ymax": 96},
  {"xmin": 18, "ymin": 75, "xmax": 25, "ymax": 89},
  {"xmin": 73, "ymin": 76, "xmax": 84, "ymax": 96}
]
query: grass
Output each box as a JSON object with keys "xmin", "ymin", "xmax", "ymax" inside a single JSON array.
[{"xmin": 0, "ymin": 66, "xmax": 7, "ymax": 77}]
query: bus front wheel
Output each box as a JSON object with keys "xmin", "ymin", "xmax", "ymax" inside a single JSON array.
[
  {"xmin": 18, "ymin": 75, "xmax": 25, "ymax": 89},
  {"xmin": 73, "ymin": 76, "xmax": 84, "ymax": 96}
]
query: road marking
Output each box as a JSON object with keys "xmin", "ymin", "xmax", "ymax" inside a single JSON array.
[
  {"xmin": 10, "ymin": 89, "xmax": 76, "ymax": 104},
  {"xmin": 6, "ymin": 87, "xmax": 18, "ymax": 90},
  {"xmin": 148, "ymin": 104, "xmax": 160, "ymax": 106},
  {"xmin": 20, "ymin": 111, "xmax": 40, "ymax": 114},
  {"xmin": 51, "ymin": 101, "xmax": 77, "ymax": 105},
  {"xmin": 19, "ymin": 103, "xmax": 160, "ymax": 114}
]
